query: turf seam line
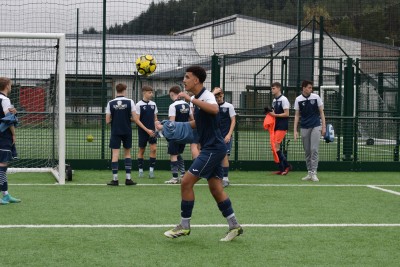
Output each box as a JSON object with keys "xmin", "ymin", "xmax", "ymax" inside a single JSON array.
[
  {"xmin": 1, "ymin": 224, "xmax": 400, "ymax": 229},
  {"xmin": 367, "ymin": 185, "xmax": 400, "ymax": 196},
  {"xmin": 8, "ymin": 183, "xmax": 400, "ymax": 187}
]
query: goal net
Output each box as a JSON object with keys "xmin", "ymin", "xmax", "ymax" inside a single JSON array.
[{"xmin": 0, "ymin": 33, "xmax": 66, "ymax": 184}]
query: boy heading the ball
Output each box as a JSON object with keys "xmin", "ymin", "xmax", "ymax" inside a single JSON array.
[
  {"xmin": 105, "ymin": 83, "xmax": 137, "ymax": 186},
  {"xmin": 161, "ymin": 66, "xmax": 243, "ymax": 241}
]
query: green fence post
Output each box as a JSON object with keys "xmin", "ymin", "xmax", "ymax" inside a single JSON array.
[
  {"xmin": 395, "ymin": 58, "xmax": 400, "ymax": 161},
  {"xmin": 342, "ymin": 58, "xmax": 354, "ymax": 161},
  {"xmin": 211, "ymin": 54, "xmax": 220, "ymax": 90},
  {"xmin": 101, "ymin": 0, "xmax": 107, "ymax": 160},
  {"xmin": 234, "ymin": 114, "xmax": 239, "ymax": 169}
]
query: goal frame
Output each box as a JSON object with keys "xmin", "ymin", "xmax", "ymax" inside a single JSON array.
[{"xmin": 0, "ymin": 32, "xmax": 66, "ymax": 184}]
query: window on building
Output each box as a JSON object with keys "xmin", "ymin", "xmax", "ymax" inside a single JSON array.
[{"xmin": 212, "ymin": 21, "xmax": 235, "ymax": 38}]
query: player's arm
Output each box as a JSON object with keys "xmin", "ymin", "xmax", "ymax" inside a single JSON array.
[
  {"xmin": 178, "ymin": 92, "xmax": 219, "ymax": 115},
  {"xmin": 225, "ymin": 115, "xmax": 236, "ymax": 143},
  {"xmin": 319, "ymin": 106, "xmax": 326, "ymax": 136},
  {"xmin": 130, "ymin": 111, "xmax": 136, "ymax": 122},
  {"xmin": 192, "ymin": 98, "xmax": 219, "ymax": 115},
  {"xmin": 106, "ymin": 114, "xmax": 112, "ymax": 124},
  {"xmin": 105, "ymin": 103, "xmax": 112, "ymax": 124},
  {"xmin": 188, "ymin": 114, "xmax": 196, "ymax": 129},
  {"xmin": 293, "ymin": 110, "xmax": 300, "ymax": 141},
  {"xmin": 272, "ymin": 108, "xmax": 289, "ymax": 118},
  {"xmin": 168, "ymin": 104, "xmax": 176, "ymax": 122},
  {"xmin": 134, "ymin": 113, "xmax": 151, "ymax": 132},
  {"xmin": 3, "ymin": 101, "xmax": 16, "ymax": 143}
]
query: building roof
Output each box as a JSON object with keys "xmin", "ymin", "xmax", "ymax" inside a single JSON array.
[{"xmin": 0, "ymin": 34, "xmax": 201, "ymax": 80}]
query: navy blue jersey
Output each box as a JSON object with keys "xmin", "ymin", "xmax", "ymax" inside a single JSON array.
[
  {"xmin": 0, "ymin": 93, "xmax": 13, "ymax": 148},
  {"xmin": 218, "ymin": 101, "xmax": 236, "ymax": 137},
  {"xmin": 294, "ymin": 93, "xmax": 323, "ymax": 129},
  {"xmin": 168, "ymin": 99, "xmax": 191, "ymax": 122},
  {"xmin": 136, "ymin": 100, "xmax": 158, "ymax": 131},
  {"xmin": 106, "ymin": 96, "xmax": 135, "ymax": 135},
  {"xmin": 193, "ymin": 88, "xmax": 225, "ymax": 151},
  {"xmin": 272, "ymin": 95, "xmax": 290, "ymax": 131}
]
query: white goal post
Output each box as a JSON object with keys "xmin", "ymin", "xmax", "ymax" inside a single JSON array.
[{"xmin": 0, "ymin": 32, "xmax": 66, "ymax": 184}]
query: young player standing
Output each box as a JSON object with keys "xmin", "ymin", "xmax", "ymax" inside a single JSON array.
[
  {"xmin": 162, "ymin": 66, "xmax": 243, "ymax": 241},
  {"xmin": 294, "ymin": 80, "xmax": 326, "ymax": 182},
  {"xmin": 213, "ymin": 87, "xmax": 236, "ymax": 187},
  {"xmin": 105, "ymin": 83, "xmax": 137, "ymax": 186},
  {"xmin": 135, "ymin": 85, "xmax": 158, "ymax": 179},
  {"xmin": 0, "ymin": 77, "xmax": 21, "ymax": 204},
  {"xmin": 269, "ymin": 82, "xmax": 292, "ymax": 175},
  {"xmin": 164, "ymin": 86, "xmax": 193, "ymax": 184}
]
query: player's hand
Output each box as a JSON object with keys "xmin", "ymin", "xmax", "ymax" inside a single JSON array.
[
  {"xmin": 224, "ymin": 135, "xmax": 231, "ymax": 143},
  {"xmin": 321, "ymin": 126, "xmax": 326, "ymax": 137},
  {"xmin": 213, "ymin": 87, "xmax": 222, "ymax": 95},
  {"xmin": 12, "ymin": 135, "xmax": 16, "ymax": 144},
  {"xmin": 269, "ymin": 111, "xmax": 276, "ymax": 117},
  {"xmin": 8, "ymin": 106, "xmax": 17, "ymax": 114},
  {"xmin": 294, "ymin": 131, "xmax": 298, "ymax": 141},
  {"xmin": 155, "ymin": 121, "xmax": 163, "ymax": 131},
  {"xmin": 147, "ymin": 129, "xmax": 155, "ymax": 137},
  {"xmin": 177, "ymin": 92, "xmax": 190, "ymax": 102}
]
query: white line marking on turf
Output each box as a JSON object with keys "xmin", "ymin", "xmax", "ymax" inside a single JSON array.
[
  {"xmin": 1, "ymin": 224, "xmax": 400, "ymax": 229},
  {"xmin": 9, "ymin": 183, "xmax": 400, "ymax": 187},
  {"xmin": 367, "ymin": 185, "xmax": 400, "ymax": 196}
]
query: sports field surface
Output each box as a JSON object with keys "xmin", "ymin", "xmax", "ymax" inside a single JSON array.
[{"xmin": 2, "ymin": 171, "xmax": 400, "ymax": 266}]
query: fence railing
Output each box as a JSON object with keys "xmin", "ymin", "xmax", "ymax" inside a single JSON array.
[{"xmin": 60, "ymin": 113, "xmax": 400, "ymax": 171}]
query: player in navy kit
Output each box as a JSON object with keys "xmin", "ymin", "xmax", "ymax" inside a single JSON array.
[
  {"xmin": 294, "ymin": 80, "xmax": 326, "ymax": 182},
  {"xmin": 164, "ymin": 86, "xmax": 193, "ymax": 184},
  {"xmin": 0, "ymin": 77, "xmax": 21, "ymax": 204},
  {"xmin": 105, "ymin": 83, "xmax": 137, "ymax": 186},
  {"xmin": 135, "ymin": 85, "xmax": 158, "ymax": 179},
  {"xmin": 162, "ymin": 66, "xmax": 242, "ymax": 241},
  {"xmin": 213, "ymin": 87, "xmax": 236, "ymax": 187},
  {"xmin": 269, "ymin": 82, "xmax": 292, "ymax": 175}
]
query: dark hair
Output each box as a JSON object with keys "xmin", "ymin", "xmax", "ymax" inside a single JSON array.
[
  {"xmin": 301, "ymin": 80, "xmax": 313, "ymax": 88},
  {"xmin": 142, "ymin": 85, "xmax": 153, "ymax": 92},
  {"xmin": 186, "ymin": 65, "xmax": 207, "ymax": 83},
  {"xmin": 116, "ymin": 83, "xmax": 127, "ymax": 93},
  {"xmin": 271, "ymin": 82, "xmax": 281, "ymax": 89},
  {"xmin": 0, "ymin": 77, "xmax": 11, "ymax": 91},
  {"xmin": 169, "ymin": 85, "xmax": 181, "ymax": 95}
]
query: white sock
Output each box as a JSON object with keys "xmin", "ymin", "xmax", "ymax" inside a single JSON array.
[
  {"xmin": 139, "ymin": 169, "xmax": 144, "ymax": 173},
  {"xmin": 150, "ymin": 167, "xmax": 154, "ymax": 172}
]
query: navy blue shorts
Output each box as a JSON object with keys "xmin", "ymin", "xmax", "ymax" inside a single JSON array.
[
  {"xmin": 138, "ymin": 130, "xmax": 157, "ymax": 148},
  {"xmin": 0, "ymin": 149, "xmax": 13, "ymax": 163},
  {"xmin": 168, "ymin": 141, "xmax": 186, "ymax": 155},
  {"xmin": 109, "ymin": 134, "xmax": 132, "ymax": 149},
  {"xmin": 188, "ymin": 149, "xmax": 225, "ymax": 179}
]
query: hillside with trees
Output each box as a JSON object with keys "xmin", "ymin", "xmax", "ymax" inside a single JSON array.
[{"xmin": 84, "ymin": 0, "xmax": 399, "ymax": 46}]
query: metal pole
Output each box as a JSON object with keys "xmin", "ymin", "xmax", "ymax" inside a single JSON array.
[
  {"xmin": 319, "ymin": 16, "xmax": 324, "ymax": 88},
  {"xmin": 101, "ymin": 0, "xmax": 107, "ymax": 160},
  {"xmin": 296, "ymin": 0, "xmax": 302, "ymax": 88},
  {"xmin": 75, "ymin": 8, "xmax": 79, "ymax": 109}
]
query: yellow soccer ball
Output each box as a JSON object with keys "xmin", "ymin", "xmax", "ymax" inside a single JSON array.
[
  {"xmin": 135, "ymin": 54, "xmax": 157, "ymax": 76},
  {"xmin": 86, "ymin": 134, "xmax": 94, "ymax": 142}
]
